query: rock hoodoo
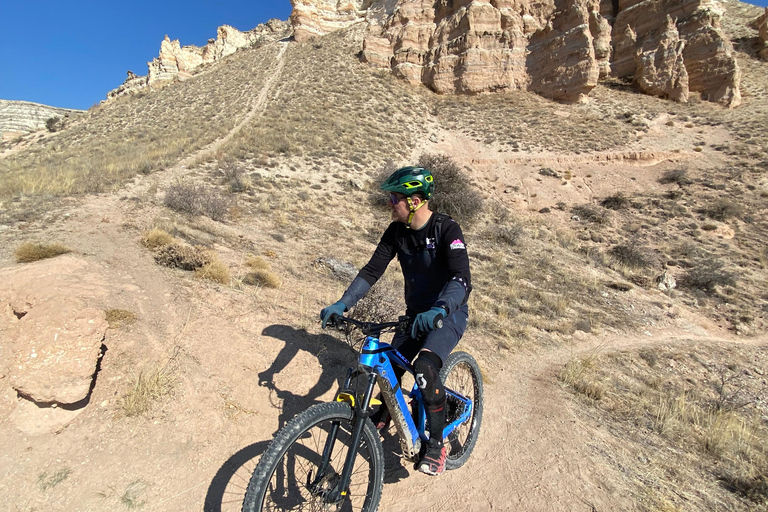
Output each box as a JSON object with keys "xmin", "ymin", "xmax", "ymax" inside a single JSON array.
[
  {"xmin": 291, "ymin": 0, "xmax": 742, "ymax": 106},
  {"xmin": 106, "ymin": 19, "xmax": 291, "ymax": 101}
]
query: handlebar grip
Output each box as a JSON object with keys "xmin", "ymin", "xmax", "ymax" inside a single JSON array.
[{"xmin": 433, "ymin": 313, "xmax": 444, "ymax": 330}]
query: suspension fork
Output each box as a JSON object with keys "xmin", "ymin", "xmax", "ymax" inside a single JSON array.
[
  {"xmin": 324, "ymin": 371, "xmax": 378, "ymax": 503},
  {"xmin": 310, "ymin": 367, "xmax": 357, "ymax": 494}
]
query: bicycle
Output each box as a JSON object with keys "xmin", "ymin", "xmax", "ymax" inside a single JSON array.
[{"xmin": 242, "ymin": 315, "xmax": 484, "ymax": 512}]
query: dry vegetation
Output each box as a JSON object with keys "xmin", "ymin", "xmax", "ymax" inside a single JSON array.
[
  {"xmin": 560, "ymin": 343, "xmax": 768, "ymax": 511},
  {"xmin": 14, "ymin": 241, "xmax": 71, "ymax": 262},
  {"xmin": 0, "ymin": 42, "xmax": 282, "ymax": 215}
]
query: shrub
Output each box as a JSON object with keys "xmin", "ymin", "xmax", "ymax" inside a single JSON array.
[
  {"xmin": 600, "ymin": 193, "xmax": 630, "ymax": 210},
  {"xmin": 15, "ymin": 242, "xmax": 71, "ymax": 263},
  {"xmin": 659, "ymin": 168, "xmax": 692, "ymax": 185},
  {"xmin": 221, "ymin": 161, "xmax": 250, "ymax": 192},
  {"xmin": 572, "ymin": 204, "xmax": 609, "ymax": 224},
  {"xmin": 140, "ymin": 228, "xmax": 175, "ymax": 249},
  {"xmin": 153, "ymin": 243, "xmax": 210, "ymax": 270},
  {"xmin": 609, "ymin": 243, "xmax": 652, "ymax": 269},
  {"xmin": 680, "ymin": 259, "xmax": 736, "ymax": 293},
  {"xmin": 345, "ymin": 278, "xmax": 403, "ymax": 349},
  {"xmin": 105, "ymin": 309, "xmax": 138, "ymax": 329},
  {"xmin": 700, "ymin": 199, "xmax": 743, "ymax": 222},
  {"xmin": 417, "ymin": 153, "xmax": 484, "ymax": 225},
  {"xmin": 243, "ymin": 269, "xmax": 281, "ymax": 288},
  {"xmin": 246, "ymin": 256, "xmax": 270, "ymax": 270},
  {"xmin": 45, "ymin": 116, "xmax": 64, "ymax": 133},
  {"xmin": 483, "ymin": 224, "xmax": 523, "ymax": 246},
  {"xmin": 164, "ymin": 182, "xmax": 230, "ymax": 221}
]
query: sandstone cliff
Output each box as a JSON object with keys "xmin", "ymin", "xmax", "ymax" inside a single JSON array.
[
  {"xmin": 0, "ymin": 100, "xmax": 82, "ymax": 140},
  {"xmin": 292, "ymin": 0, "xmax": 742, "ymax": 106},
  {"xmin": 106, "ymin": 19, "xmax": 291, "ymax": 101},
  {"xmin": 758, "ymin": 8, "xmax": 768, "ymax": 61}
]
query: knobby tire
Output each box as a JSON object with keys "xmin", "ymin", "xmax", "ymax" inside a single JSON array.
[
  {"xmin": 440, "ymin": 351, "xmax": 484, "ymax": 470},
  {"xmin": 242, "ymin": 402, "xmax": 384, "ymax": 512}
]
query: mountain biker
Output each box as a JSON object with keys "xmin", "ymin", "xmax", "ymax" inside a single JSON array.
[{"xmin": 320, "ymin": 166, "xmax": 472, "ymax": 476}]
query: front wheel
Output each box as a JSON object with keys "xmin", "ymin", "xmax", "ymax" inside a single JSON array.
[
  {"xmin": 440, "ymin": 351, "xmax": 484, "ymax": 470},
  {"xmin": 242, "ymin": 402, "xmax": 384, "ymax": 512}
]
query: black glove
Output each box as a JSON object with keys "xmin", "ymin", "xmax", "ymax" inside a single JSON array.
[
  {"xmin": 320, "ymin": 301, "xmax": 346, "ymax": 329},
  {"xmin": 411, "ymin": 307, "xmax": 444, "ymax": 338}
]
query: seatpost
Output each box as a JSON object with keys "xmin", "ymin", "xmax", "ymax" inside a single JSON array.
[{"xmin": 330, "ymin": 371, "xmax": 378, "ymax": 502}]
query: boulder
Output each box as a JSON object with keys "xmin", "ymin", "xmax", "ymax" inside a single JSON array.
[{"xmin": 0, "ymin": 255, "xmax": 108, "ymax": 405}]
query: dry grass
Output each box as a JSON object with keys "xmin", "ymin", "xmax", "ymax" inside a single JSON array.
[
  {"xmin": 37, "ymin": 467, "xmax": 72, "ymax": 492},
  {"xmin": 140, "ymin": 228, "xmax": 175, "ymax": 249},
  {"xmin": 118, "ymin": 368, "xmax": 174, "ymax": 417},
  {"xmin": 558, "ymin": 346, "xmax": 606, "ymax": 400},
  {"xmin": 0, "ymin": 42, "xmax": 281, "ymax": 202},
  {"xmin": 14, "ymin": 242, "xmax": 71, "ymax": 262},
  {"xmin": 243, "ymin": 269, "xmax": 281, "ymax": 288},
  {"xmin": 195, "ymin": 256, "xmax": 231, "ymax": 285},
  {"xmin": 105, "ymin": 309, "xmax": 138, "ymax": 329},
  {"xmin": 561, "ymin": 344, "xmax": 768, "ymax": 511}
]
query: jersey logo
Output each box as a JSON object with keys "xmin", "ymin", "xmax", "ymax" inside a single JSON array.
[
  {"xmin": 450, "ymin": 239, "xmax": 465, "ymax": 250},
  {"xmin": 426, "ymin": 237, "xmax": 435, "ymax": 249}
]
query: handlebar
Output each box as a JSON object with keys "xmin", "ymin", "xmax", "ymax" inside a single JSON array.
[
  {"xmin": 327, "ymin": 313, "xmax": 444, "ymax": 336},
  {"xmin": 327, "ymin": 315, "xmax": 409, "ymax": 336}
]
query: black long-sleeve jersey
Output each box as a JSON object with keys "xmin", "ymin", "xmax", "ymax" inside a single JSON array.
[{"xmin": 355, "ymin": 213, "xmax": 472, "ymax": 313}]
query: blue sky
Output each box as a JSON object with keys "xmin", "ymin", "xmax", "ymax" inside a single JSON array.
[
  {"xmin": 0, "ymin": 1, "xmax": 292, "ymax": 110},
  {"xmin": 1, "ymin": 0, "xmax": 767, "ymax": 110}
]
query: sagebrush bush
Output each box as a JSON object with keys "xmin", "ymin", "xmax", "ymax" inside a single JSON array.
[
  {"xmin": 659, "ymin": 168, "xmax": 692, "ymax": 185},
  {"xmin": 164, "ymin": 182, "xmax": 230, "ymax": 221},
  {"xmin": 700, "ymin": 199, "xmax": 744, "ymax": 221},
  {"xmin": 154, "ymin": 243, "xmax": 210, "ymax": 270},
  {"xmin": 418, "ymin": 153, "xmax": 484, "ymax": 225},
  {"xmin": 15, "ymin": 242, "xmax": 71, "ymax": 263},
  {"xmin": 680, "ymin": 260, "xmax": 736, "ymax": 293},
  {"xmin": 572, "ymin": 204, "xmax": 609, "ymax": 224},
  {"xmin": 483, "ymin": 224, "xmax": 523, "ymax": 246},
  {"xmin": 609, "ymin": 243, "xmax": 652, "ymax": 269},
  {"xmin": 600, "ymin": 193, "xmax": 630, "ymax": 210}
]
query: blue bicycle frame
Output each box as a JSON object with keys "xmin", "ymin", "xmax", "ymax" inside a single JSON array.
[{"xmin": 352, "ymin": 331, "xmax": 474, "ymax": 461}]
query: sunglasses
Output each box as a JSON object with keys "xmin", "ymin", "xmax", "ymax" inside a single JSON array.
[{"xmin": 389, "ymin": 193, "xmax": 405, "ymax": 205}]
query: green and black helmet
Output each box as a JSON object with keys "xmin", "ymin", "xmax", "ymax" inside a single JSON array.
[{"xmin": 380, "ymin": 166, "xmax": 434, "ymax": 200}]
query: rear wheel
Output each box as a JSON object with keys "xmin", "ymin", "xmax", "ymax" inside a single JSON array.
[
  {"xmin": 242, "ymin": 402, "xmax": 384, "ymax": 512},
  {"xmin": 440, "ymin": 351, "xmax": 484, "ymax": 470}
]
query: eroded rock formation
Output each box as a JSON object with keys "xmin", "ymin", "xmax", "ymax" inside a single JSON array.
[
  {"xmin": 106, "ymin": 19, "xmax": 291, "ymax": 101},
  {"xmin": 0, "ymin": 100, "xmax": 82, "ymax": 140},
  {"xmin": 758, "ymin": 8, "xmax": 768, "ymax": 61},
  {"xmin": 292, "ymin": 0, "xmax": 742, "ymax": 106}
]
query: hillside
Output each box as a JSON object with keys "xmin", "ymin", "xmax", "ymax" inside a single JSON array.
[{"xmin": 0, "ymin": 2, "xmax": 767, "ymax": 511}]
